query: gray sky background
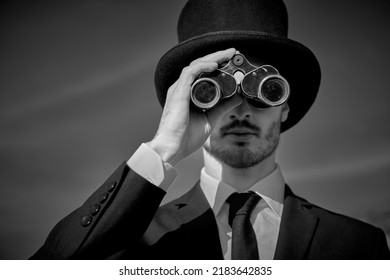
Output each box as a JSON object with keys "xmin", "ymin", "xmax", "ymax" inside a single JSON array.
[{"xmin": 1, "ymin": 0, "xmax": 390, "ymax": 259}]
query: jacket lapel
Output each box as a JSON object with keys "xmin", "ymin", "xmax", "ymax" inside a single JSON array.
[
  {"xmin": 274, "ymin": 185, "xmax": 319, "ymax": 259},
  {"xmin": 171, "ymin": 181, "xmax": 224, "ymax": 259},
  {"xmin": 144, "ymin": 181, "xmax": 223, "ymax": 259}
]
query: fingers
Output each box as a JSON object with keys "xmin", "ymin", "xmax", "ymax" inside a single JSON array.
[
  {"xmin": 177, "ymin": 61, "xmax": 218, "ymax": 89},
  {"xmin": 166, "ymin": 48, "xmax": 236, "ymax": 104},
  {"xmin": 178, "ymin": 48, "xmax": 237, "ymax": 88},
  {"xmin": 190, "ymin": 48, "xmax": 236, "ymax": 65}
]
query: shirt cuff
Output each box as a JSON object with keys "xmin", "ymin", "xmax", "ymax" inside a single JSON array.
[{"xmin": 127, "ymin": 143, "xmax": 177, "ymax": 191}]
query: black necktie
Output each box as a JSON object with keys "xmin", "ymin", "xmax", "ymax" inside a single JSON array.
[{"xmin": 228, "ymin": 192, "xmax": 261, "ymax": 259}]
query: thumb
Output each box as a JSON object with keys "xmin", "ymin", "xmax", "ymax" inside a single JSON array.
[{"xmin": 206, "ymin": 95, "xmax": 242, "ymax": 130}]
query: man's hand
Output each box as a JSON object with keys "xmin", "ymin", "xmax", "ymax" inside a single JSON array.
[{"xmin": 147, "ymin": 48, "xmax": 242, "ymax": 166}]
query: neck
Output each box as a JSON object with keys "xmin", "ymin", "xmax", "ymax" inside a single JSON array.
[{"xmin": 202, "ymin": 148, "xmax": 277, "ymax": 192}]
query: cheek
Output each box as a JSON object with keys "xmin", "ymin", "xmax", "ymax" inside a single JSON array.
[
  {"xmin": 210, "ymin": 116, "xmax": 229, "ymax": 136},
  {"xmin": 208, "ymin": 129, "xmax": 222, "ymax": 145},
  {"xmin": 253, "ymin": 108, "xmax": 283, "ymax": 126},
  {"xmin": 207, "ymin": 124, "xmax": 221, "ymax": 145}
]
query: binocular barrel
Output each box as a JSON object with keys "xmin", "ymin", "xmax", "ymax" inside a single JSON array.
[
  {"xmin": 191, "ymin": 78, "xmax": 221, "ymax": 109},
  {"xmin": 190, "ymin": 53, "xmax": 290, "ymax": 110}
]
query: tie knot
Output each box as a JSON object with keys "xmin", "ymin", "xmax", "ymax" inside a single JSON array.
[{"xmin": 227, "ymin": 192, "xmax": 260, "ymax": 227}]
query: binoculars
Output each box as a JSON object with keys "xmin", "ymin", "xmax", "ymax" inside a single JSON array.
[{"xmin": 191, "ymin": 52, "xmax": 290, "ymax": 110}]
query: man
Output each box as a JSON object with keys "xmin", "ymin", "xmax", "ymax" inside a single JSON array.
[{"xmin": 31, "ymin": 0, "xmax": 389, "ymax": 259}]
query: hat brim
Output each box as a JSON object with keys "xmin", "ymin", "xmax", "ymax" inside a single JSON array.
[{"xmin": 154, "ymin": 30, "xmax": 321, "ymax": 132}]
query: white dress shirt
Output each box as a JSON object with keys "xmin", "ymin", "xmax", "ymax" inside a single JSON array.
[
  {"xmin": 199, "ymin": 166, "xmax": 285, "ymax": 260},
  {"xmin": 127, "ymin": 143, "xmax": 285, "ymax": 259}
]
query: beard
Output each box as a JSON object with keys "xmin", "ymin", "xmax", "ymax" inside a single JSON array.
[{"xmin": 204, "ymin": 119, "xmax": 281, "ymax": 169}]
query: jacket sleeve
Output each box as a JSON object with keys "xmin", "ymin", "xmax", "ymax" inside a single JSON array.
[
  {"xmin": 30, "ymin": 161, "xmax": 166, "ymax": 259},
  {"xmin": 373, "ymin": 227, "xmax": 390, "ymax": 259}
]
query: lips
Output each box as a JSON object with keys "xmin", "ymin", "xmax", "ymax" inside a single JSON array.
[
  {"xmin": 229, "ymin": 133, "xmax": 254, "ymax": 136},
  {"xmin": 224, "ymin": 129, "xmax": 258, "ymax": 141},
  {"xmin": 224, "ymin": 129, "xmax": 257, "ymax": 135}
]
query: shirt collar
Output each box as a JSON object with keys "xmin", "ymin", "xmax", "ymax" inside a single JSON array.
[{"xmin": 200, "ymin": 164, "xmax": 285, "ymax": 218}]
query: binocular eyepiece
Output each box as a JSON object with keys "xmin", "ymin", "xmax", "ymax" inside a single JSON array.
[{"xmin": 191, "ymin": 52, "xmax": 290, "ymax": 110}]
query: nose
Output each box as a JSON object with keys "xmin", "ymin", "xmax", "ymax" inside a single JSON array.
[{"xmin": 228, "ymin": 90, "xmax": 252, "ymax": 120}]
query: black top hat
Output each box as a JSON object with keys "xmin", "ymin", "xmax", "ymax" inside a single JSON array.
[{"xmin": 154, "ymin": 0, "xmax": 321, "ymax": 132}]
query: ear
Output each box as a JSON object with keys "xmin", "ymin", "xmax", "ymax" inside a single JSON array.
[{"xmin": 281, "ymin": 103, "xmax": 289, "ymax": 122}]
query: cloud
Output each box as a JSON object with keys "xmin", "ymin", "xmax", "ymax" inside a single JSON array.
[
  {"xmin": 2, "ymin": 57, "xmax": 154, "ymax": 120},
  {"xmin": 285, "ymin": 147, "xmax": 390, "ymax": 182}
]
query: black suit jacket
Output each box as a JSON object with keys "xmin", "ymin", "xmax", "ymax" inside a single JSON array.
[{"xmin": 31, "ymin": 162, "xmax": 390, "ymax": 259}]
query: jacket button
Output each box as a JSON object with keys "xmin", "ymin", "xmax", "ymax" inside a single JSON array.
[
  {"xmin": 81, "ymin": 215, "xmax": 92, "ymax": 227},
  {"xmin": 108, "ymin": 181, "xmax": 117, "ymax": 192},
  {"xmin": 99, "ymin": 192, "xmax": 109, "ymax": 203},
  {"xmin": 89, "ymin": 204, "xmax": 101, "ymax": 216}
]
